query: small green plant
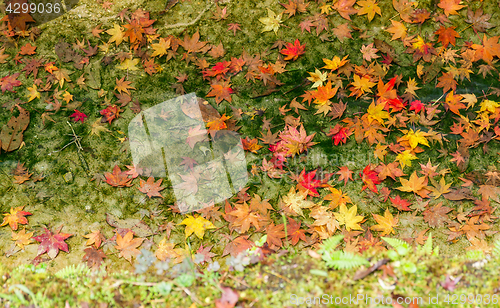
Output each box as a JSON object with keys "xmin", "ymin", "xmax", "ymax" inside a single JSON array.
[{"xmin": 318, "ymin": 235, "xmax": 369, "ymax": 270}]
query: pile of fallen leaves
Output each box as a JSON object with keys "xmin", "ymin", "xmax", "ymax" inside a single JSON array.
[{"xmin": 2, "ymin": 0, "xmax": 500, "ymax": 306}]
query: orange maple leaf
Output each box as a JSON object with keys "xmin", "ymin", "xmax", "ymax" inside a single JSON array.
[
  {"xmin": 207, "ymin": 81, "xmax": 233, "ymax": 105},
  {"xmin": 472, "ymin": 35, "xmax": 500, "ymax": 63},
  {"xmin": 115, "ymin": 231, "xmax": 144, "ymax": 263},
  {"xmin": 104, "ymin": 165, "xmax": 132, "ymax": 187},
  {"xmin": 279, "ymin": 39, "xmax": 306, "ymax": 61},
  {"xmin": 371, "ymin": 208, "xmax": 398, "ymax": 236},
  {"xmin": 435, "ymin": 26, "xmax": 460, "ymax": 48},
  {"xmin": 242, "ymin": 137, "xmax": 263, "ymax": 153},
  {"xmin": 436, "ymin": 72, "xmax": 457, "ymax": 93},
  {"xmin": 336, "ymin": 166, "xmax": 354, "ymax": 185},
  {"xmin": 333, "ymin": 0, "xmax": 357, "ymax": 20},
  {"xmin": 437, "ymin": 0, "xmax": 465, "ymax": 17},
  {"xmin": 1, "ymin": 206, "xmax": 32, "ymax": 231},
  {"xmin": 397, "ymin": 171, "xmax": 430, "ymax": 198}
]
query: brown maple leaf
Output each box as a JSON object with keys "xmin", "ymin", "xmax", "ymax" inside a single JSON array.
[
  {"xmin": 422, "ymin": 202, "xmax": 452, "ymax": 228},
  {"xmin": 266, "ymin": 223, "xmax": 286, "ymax": 248},
  {"xmin": 138, "ymin": 177, "xmax": 164, "ymax": 198},
  {"xmin": 222, "ymin": 235, "xmax": 254, "ymax": 257},
  {"xmin": 82, "ymin": 246, "xmax": 107, "ymax": 269}
]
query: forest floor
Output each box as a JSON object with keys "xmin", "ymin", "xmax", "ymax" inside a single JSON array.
[{"xmin": 1, "ymin": 0, "xmax": 500, "ymax": 307}]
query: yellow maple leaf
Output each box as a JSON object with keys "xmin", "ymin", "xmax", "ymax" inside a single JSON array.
[
  {"xmin": 324, "ymin": 187, "xmax": 352, "ymax": 209},
  {"xmin": 357, "ymin": 0, "xmax": 381, "ymax": 22},
  {"xmin": 401, "ymin": 128, "xmax": 430, "ymax": 149},
  {"xmin": 151, "ymin": 37, "xmax": 171, "ymax": 58},
  {"xmin": 155, "ymin": 238, "xmax": 187, "ymax": 264},
  {"xmin": 396, "ymin": 150, "xmax": 417, "ymax": 169},
  {"xmin": 259, "ymin": 9, "xmax": 282, "ymax": 34},
  {"xmin": 397, "ymin": 171, "xmax": 427, "ymax": 195},
  {"xmin": 350, "ymin": 74, "xmax": 376, "ymax": 97},
  {"xmin": 27, "ymin": 84, "xmax": 40, "ymax": 102},
  {"xmin": 320, "ymin": 4, "xmax": 332, "ymax": 14},
  {"xmin": 12, "ymin": 228, "xmax": 34, "ymax": 249},
  {"xmin": 307, "ymin": 68, "xmax": 327, "ymax": 88},
  {"xmin": 366, "ymin": 101, "xmax": 389, "ymax": 124},
  {"xmin": 334, "ymin": 204, "xmax": 364, "ymax": 231},
  {"xmin": 480, "ymin": 99, "xmax": 500, "ymax": 114},
  {"xmin": 117, "ymin": 58, "xmax": 140, "ymax": 71},
  {"xmin": 179, "ymin": 215, "xmax": 216, "ymax": 239},
  {"xmin": 322, "ymin": 55, "xmax": 349, "ymax": 71},
  {"xmin": 429, "ymin": 176, "xmax": 452, "ymax": 199},
  {"xmin": 386, "ymin": 20, "xmax": 407, "ymax": 41},
  {"xmin": 405, "ymin": 78, "xmax": 420, "ymax": 97},
  {"xmin": 62, "ymin": 91, "xmax": 73, "ymax": 104},
  {"xmin": 371, "ymin": 208, "xmax": 398, "ymax": 236},
  {"xmin": 282, "ymin": 187, "xmax": 315, "ymax": 216},
  {"xmin": 106, "ymin": 23, "xmax": 125, "ymax": 46}
]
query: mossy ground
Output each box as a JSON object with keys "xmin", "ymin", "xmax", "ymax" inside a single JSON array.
[{"xmin": 1, "ymin": 0, "xmax": 500, "ymax": 306}]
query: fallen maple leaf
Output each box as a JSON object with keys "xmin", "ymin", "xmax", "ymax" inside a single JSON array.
[
  {"xmin": 371, "ymin": 208, "xmax": 398, "ymax": 236},
  {"xmin": 33, "ymin": 226, "xmax": 73, "ymax": 259},
  {"xmin": 0, "ymin": 73, "xmax": 22, "ymax": 93},
  {"xmin": 207, "ymin": 81, "xmax": 233, "ymax": 105},
  {"xmin": 83, "ymin": 230, "xmax": 105, "ymax": 249},
  {"xmin": 156, "ymin": 238, "xmax": 186, "ymax": 264},
  {"xmin": 104, "ymin": 165, "xmax": 132, "ymax": 187},
  {"xmin": 114, "ymin": 230, "xmax": 144, "ymax": 263},
  {"xmin": 360, "ymin": 164, "xmax": 381, "ymax": 193},
  {"xmin": 1, "ymin": 206, "xmax": 32, "ymax": 231},
  {"xmin": 138, "ymin": 177, "xmax": 164, "ymax": 198},
  {"xmin": 357, "ymin": 0, "xmax": 381, "ymax": 21},
  {"xmin": 82, "ymin": 246, "xmax": 107, "ymax": 269},
  {"xmin": 437, "ymin": 0, "xmax": 465, "ymax": 17},
  {"xmin": 397, "ymin": 171, "xmax": 430, "ymax": 198},
  {"xmin": 280, "ymin": 39, "xmax": 306, "ymax": 61},
  {"xmin": 11, "ymin": 228, "xmax": 33, "ymax": 249},
  {"xmin": 334, "ymin": 204, "xmax": 364, "ymax": 231},
  {"xmin": 259, "ymin": 9, "xmax": 283, "ymax": 34},
  {"xmin": 179, "ymin": 215, "xmax": 216, "ymax": 239},
  {"xmin": 281, "ymin": 186, "xmax": 314, "ymax": 216}
]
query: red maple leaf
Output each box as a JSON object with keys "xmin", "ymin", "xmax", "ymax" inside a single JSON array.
[
  {"xmin": 279, "ymin": 39, "xmax": 306, "ymax": 61},
  {"xmin": 327, "ymin": 124, "xmax": 352, "ymax": 145},
  {"xmin": 298, "ymin": 168, "xmax": 332, "ymax": 196},
  {"xmin": 0, "ymin": 73, "xmax": 22, "ymax": 93},
  {"xmin": 389, "ymin": 195, "xmax": 412, "ymax": 211},
  {"xmin": 33, "ymin": 226, "xmax": 73, "ymax": 259},
  {"xmin": 360, "ymin": 164, "xmax": 381, "ymax": 193},
  {"xmin": 70, "ymin": 110, "xmax": 88, "ymax": 123},
  {"xmin": 100, "ymin": 105, "xmax": 121, "ymax": 124}
]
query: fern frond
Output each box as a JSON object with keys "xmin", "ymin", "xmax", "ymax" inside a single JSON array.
[
  {"xmin": 323, "ymin": 251, "xmax": 369, "ymax": 270},
  {"xmin": 55, "ymin": 264, "xmax": 90, "ymax": 279},
  {"xmin": 493, "ymin": 239, "xmax": 500, "ymax": 258},
  {"xmin": 318, "ymin": 235, "xmax": 344, "ymax": 254},
  {"xmin": 382, "ymin": 237, "xmax": 409, "ymax": 250},
  {"xmin": 465, "ymin": 250, "xmax": 484, "ymax": 261}
]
